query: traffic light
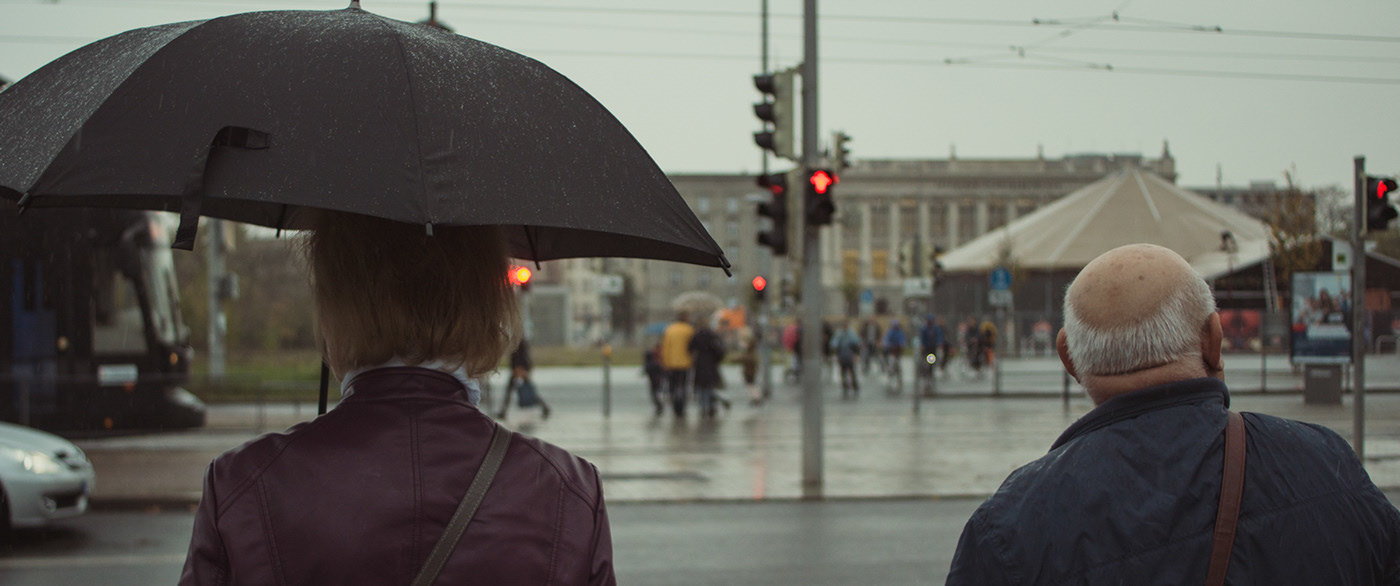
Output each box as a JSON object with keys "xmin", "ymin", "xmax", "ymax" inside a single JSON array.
[
  {"xmin": 1366, "ymin": 175, "xmax": 1398, "ymax": 232},
  {"xmin": 805, "ymin": 168, "xmax": 837, "ymax": 226},
  {"xmin": 756, "ymin": 172, "xmax": 790, "ymax": 255},
  {"xmin": 508, "ymin": 265, "xmax": 533, "ymax": 291},
  {"xmin": 832, "ymin": 131, "xmax": 851, "ymax": 172},
  {"xmin": 753, "ymin": 68, "xmax": 797, "ymax": 160},
  {"xmin": 752, "ymin": 275, "xmax": 768, "ymax": 303}
]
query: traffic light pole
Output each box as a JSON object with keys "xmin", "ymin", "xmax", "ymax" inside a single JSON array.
[
  {"xmin": 1352, "ymin": 156, "xmax": 1367, "ymax": 460},
  {"xmin": 758, "ymin": 0, "xmax": 775, "ymax": 403},
  {"xmin": 799, "ymin": 0, "xmax": 823, "ymax": 494}
]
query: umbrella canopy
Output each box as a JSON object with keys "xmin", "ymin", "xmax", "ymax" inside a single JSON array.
[
  {"xmin": 0, "ymin": 4, "xmax": 727, "ymax": 270},
  {"xmin": 670, "ymin": 290, "xmax": 725, "ymax": 322},
  {"xmin": 939, "ymin": 168, "xmax": 1270, "ymax": 279}
]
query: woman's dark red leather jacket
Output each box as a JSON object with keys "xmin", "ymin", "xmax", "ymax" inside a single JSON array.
[{"xmin": 180, "ymin": 367, "xmax": 615, "ymax": 585}]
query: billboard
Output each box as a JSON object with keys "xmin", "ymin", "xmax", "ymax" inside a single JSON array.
[{"xmin": 1290, "ymin": 271, "xmax": 1352, "ymax": 364}]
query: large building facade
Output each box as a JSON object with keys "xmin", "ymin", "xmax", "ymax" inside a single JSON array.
[
  {"xmin": 623, "ymin": 147, "xmax": 1177, "ymax": 330},
  {"xmin": 544, "ymin": 144, "xmax": 1306, "ymax": 346}
]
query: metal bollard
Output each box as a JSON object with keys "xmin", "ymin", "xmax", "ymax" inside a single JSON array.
[{"xmin": 602, "ymin": 344, "xmax": 612, "ymax": 418}]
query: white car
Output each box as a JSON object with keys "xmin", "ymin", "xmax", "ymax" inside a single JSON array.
[{"xmin": 0, "ymin": 421, "xmax": 95, "ymax": 531}]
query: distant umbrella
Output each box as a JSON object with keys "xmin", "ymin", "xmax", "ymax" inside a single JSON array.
[{"xmin": 671, "ymin": 291, "xmax": 725, "ymax": 322}]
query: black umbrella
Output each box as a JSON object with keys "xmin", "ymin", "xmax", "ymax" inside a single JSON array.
[{"xmin": 0, "ymin": 2, "xmax": 728, "ymax": 271}]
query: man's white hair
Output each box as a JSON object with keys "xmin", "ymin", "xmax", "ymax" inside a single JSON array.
[{"xmin": 1063, "ymin": 275, "xmax": 1216, "ymax": 376}]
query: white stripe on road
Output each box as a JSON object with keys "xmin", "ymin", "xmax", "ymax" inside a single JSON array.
[{"xmin": 0, "ymin": 553, "xmax": 185, "ymax": 569}]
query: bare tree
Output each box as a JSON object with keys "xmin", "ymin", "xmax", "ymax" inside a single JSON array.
[{"xmin": 1266, "ymin": 173, "xmax": 1323, "ymax": 289}]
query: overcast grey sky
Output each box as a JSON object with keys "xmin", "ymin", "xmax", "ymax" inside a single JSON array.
[{"xmin": 2, "ymin": 0, "xmax": 1397, "ymax": 191}]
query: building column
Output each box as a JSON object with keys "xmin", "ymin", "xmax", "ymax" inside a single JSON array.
[
  {"xmin": 947, "ymin": 203, "xmax": 960, "ymax": 247},
  {"xmin": 887, "ymin": 200, "xmax": 901, "ymax": 283},
  {"xmin": 918, "ymin": 201, "xmax": 931, "ymax": 250},
  {"xmin": 976, "ymin": 199, "xmax": 990, "ymax": 237}
]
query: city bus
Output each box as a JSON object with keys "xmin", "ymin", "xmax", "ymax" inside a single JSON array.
[{"xmin": 2, "ymin": 206, "xmax": 205, "ymax": 432}]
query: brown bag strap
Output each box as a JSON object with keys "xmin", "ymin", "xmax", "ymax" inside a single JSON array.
[
  {"xmin": 1205, "ymin": 410, "xmax": 1247, "ymax": 586},
  {"xmin": 411, "ymin": 423, "xmax": 513, "ymax": 586}
]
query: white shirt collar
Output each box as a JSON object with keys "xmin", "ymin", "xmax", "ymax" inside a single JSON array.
[{"xmin": 339, "ymin": 358, "xmax": 481, "ymax": 405}]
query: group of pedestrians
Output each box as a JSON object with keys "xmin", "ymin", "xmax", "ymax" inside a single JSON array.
[
  {"xmin": 646, "ymin": 310, "xmax": 730, "ymax": 418},
  {"xmin": 823, "ymin": 314, "xmax": 968, "ymax": 397}
]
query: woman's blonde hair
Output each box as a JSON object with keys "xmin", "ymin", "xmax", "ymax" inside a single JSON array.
[{"xmin": 303, "ymin": 210, "xmax": 520, "ymax": 378}]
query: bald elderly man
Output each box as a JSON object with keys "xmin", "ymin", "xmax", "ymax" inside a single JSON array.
[{"xmin": 946, "ymin": 244, "xmax": 1400, "ymax": 585}]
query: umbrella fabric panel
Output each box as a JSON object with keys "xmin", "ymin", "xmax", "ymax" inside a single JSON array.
[
  {"xmin": 0, "ymin": 19, "xmax": 203, "ymax": 197},
  {"xmin": 394, "ymin": 19, "xmax": 715, "ymax": 254},
  {"xmin": 0, "ymin": 7, "xmax": 726, "ymax": 269},
  {"xmin": 21, "ymin": 10, "xmax": 425, "ymax": 220}
]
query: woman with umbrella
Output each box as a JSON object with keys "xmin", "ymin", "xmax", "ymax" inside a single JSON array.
[{"xmin": 0, "ymin": 7, "xmax": 731, "ymax": 584}]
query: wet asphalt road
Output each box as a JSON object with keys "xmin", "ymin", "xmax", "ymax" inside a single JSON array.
[{"xmin": 0, "ymin": 498, "xmax": 981, "ymax": 585}]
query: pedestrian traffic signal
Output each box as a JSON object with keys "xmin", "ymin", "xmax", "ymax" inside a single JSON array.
[
  {"xmin": 756, "ymin": 172, "xmax": 790, "ymax": 255},
  {"xmin": 805, "ymin": 168, "xmax": 837, "ymax": 226},
  {"xmin": 832, "ymin": 131, "xmax": 851, "ymax": 172},
  {"xmin": 1366, "ymin": 175, "xmax": 1398, "ymax": 232},
  {"xmin": 753, "ymin": 68, "xmax": 797, "ymax": 160}
]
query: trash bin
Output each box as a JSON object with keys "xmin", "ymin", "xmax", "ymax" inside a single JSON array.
[{"xmin": 1303, "ymin": 364, "xmax": 1342, "ymax": 405}]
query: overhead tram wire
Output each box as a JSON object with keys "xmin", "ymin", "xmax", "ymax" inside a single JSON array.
[{"xmin": 7, "ymin": 0, "xmax": 1400, "ymax": 44}]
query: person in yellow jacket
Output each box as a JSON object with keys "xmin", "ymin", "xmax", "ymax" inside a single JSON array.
[{"xmin": 659, "ymin": 311, "xmax": 695, "ymax": 417}]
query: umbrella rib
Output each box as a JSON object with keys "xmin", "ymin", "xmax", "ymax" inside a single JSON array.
[
  {"xmin": 275, "ymin": 204, "xmax": 288, "ymax": 238},
  {"xmin": 524, "ymin": 225, "xmax": 542, "ymax": 269}
]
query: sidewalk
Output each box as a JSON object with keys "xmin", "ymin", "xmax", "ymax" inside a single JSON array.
[{"xmin": 76, "ymin": 354, "xmax": 1400, "ymax": 508}]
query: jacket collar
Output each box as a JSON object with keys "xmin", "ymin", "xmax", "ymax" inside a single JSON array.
[
  {"xmin": 340, "ymin": 366, "xmax": 478, "ymax": 406},
  {"xmin": 1050, "ymin": 377, "xmax": 1229, "ymax": 451}
]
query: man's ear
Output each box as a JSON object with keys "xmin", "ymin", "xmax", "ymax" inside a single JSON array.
[
  {"xmin": 1056, "ymin": 328, "xmax": 1078, "ymax": 382},
  {"xmin": 1202, "ymin": 312, "xmax": 1224, "ymax": 379}
]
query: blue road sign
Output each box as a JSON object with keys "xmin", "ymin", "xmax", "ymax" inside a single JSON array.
[
  {"xmin": 990, "ymin": 267, "xmax": 1012, "ymax": 291},
  {"xmin": 860, "ymin": 288, "xmax": 875, "ymax": 303}
]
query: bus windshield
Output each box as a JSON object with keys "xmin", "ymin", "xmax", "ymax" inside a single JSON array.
[{"xmin": 91, "ymin": 215, "xmax": 186, "ymax": 354}]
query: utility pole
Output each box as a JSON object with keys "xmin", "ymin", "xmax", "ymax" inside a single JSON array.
[
  {"xmin": 758, "ymin": 0, "xmax": 775, "ymax": 402},
  {"xmin": 207, "ymin": 219, "xmax": 227, "ymax": 379},
  {"xmin": 799, "ymin": 0, "xmax": 823, "ymax": 494},
  {"xmin": 1352, "ymin": 156, "xmax": 1367, "ymax": 460}
]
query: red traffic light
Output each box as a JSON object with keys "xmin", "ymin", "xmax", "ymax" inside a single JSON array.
[
  {"xmin": 809, "ymin": 169, "xmax": 837, "ymax": 194},
  {"xmin": 1377, "ymin": 178, "xmax": 1396, "ymax": 199},
  {"xmin": 752, "ymin": 275, "xmax": 767, "ymax": 292},
  {"xmin": 508, "ymin": 266, "xmax": 532, "ymax": 286}
]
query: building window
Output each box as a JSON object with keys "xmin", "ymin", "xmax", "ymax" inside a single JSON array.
[
  {"xmin": 958, "ymin": 203, "xmax": 977, "ymax": 244},
  {"xmin": 930, "ymin": 204, "xmax": 947, "ymax": 246},
  {"xmin": 670, "ymin": 270, "xmax": 682, "ymax": 287},
  {"xmin": 871, "ymin": 204, "xmax": 890, "ymax": 249},
  {"xmin": 900, "ymin": 202, "xmax": 918, "ymax": 242},
  {"xmin": 872, "ymin": 250, "xmax": 889, "ymax": 280},
  {"xmin": 727, "ymin": 220, "xmax": 739, "ymax": 238},
  {"xmin": 988, "ymin": 204, "xmax": 1007, "ymax": 231},
  {"xmin": 698, "ymin": 271, "xmax": 710, "ymax": 287},
  {"xmin": 696, "ymin": 197, "xmax": 711, "ymax": 214},
  {"xmin": 843, "ymin": 249, "xmax": 859, "ymax": 283},
  {"xmin": 726, "ymin": 198, "xmax": 740, "ymax": 214}
]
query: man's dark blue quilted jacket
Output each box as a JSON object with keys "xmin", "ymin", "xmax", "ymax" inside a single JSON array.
[{"xmin": 947, "ymin": 378, "xmax": 1400, "ymax": 585}]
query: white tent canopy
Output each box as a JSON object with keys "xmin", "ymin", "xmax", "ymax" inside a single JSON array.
[{"xmin": 940, "ymin": 168, "xmax": 1272, "ymax": 279}]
